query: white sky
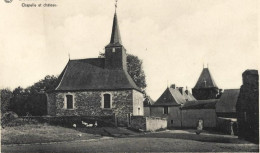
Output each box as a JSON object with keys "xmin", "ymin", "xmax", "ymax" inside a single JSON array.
[{"xmin": 0, "ymin": 0, "xmax": 259, "ymax": 100}]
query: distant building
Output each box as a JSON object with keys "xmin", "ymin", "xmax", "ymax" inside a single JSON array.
[
  {"xmin": 216, "ymin": 89, "xmax": 240, "ymax": 118},
  {"xmin": 192, "ymin": 67, "xmax": 219, "ymax": 100},
  {"xmin": 181, "ymin": 99, "xmax": 219, "ymax": 128},
  {"xmin": 47, "ymin": 10, "xmax": 144, "ymax": 126},
  {"xmin": 236, "ymin": 70, "xmax": 259, "ymax": 143},
  {"xmin": 150, "ymin": 84, "xmax": 196, "ymax": 127},
  {"xmin": 143, "ymin": 96, "xmax": 154, "ymax": 117}
]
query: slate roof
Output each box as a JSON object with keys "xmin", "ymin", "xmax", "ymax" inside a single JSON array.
[
  {"xmin": 153, "ymin": 87, "xmax": 188, "ymax": 106},
  {"xmin": 55, "ymin": 58, "xmax": 141, "ymax": 92},
  {"xmin": 194, "ymin": 68, "xmax": 218, "ymax": 89},
  {"xmin": 181, "ymin": 99, "xmax": 219, "ymax": 110},
  {"xmin": 216, "ymin": 89, "xmax": 240, "ymax": 113}
]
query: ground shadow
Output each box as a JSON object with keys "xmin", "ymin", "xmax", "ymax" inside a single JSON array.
[{"xmin": 129, "ymin": 131, "xmax": 252, "ymax": 144}]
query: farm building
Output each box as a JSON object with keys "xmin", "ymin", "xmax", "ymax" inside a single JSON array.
[
  {"xmin": 47, "ymin": 10, "xmax": 144, "ymax": 126},
  {"xmin": 216, "ymin": 89, "xmax": 240, "ymax": 118},
  {"xmin": 181, "ymin": 99, "xmax": 219, "ymax": 128},
  {"xmin": 150, "ymin": 85, "xmax": 196, "ymax": 127},
  {"xmin": 143, "ymin": 96, "xmax": 154, "ymax": 117}
]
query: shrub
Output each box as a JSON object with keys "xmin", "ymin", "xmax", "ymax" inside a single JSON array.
[
  {"xmin": 1, "ymin": 111, "xmax": 18, "ymax": 126},
  {"xmin": 4, "ymin": 118, "xmax": 39, "ymax": 127}
]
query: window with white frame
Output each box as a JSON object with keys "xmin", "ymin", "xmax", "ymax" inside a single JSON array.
[
  {"xmin": 66, "ymin": 95, "xmax": 73, "ymax": 109},
  {"xmin": 103, "ymin": 93, "xmax": 112, "ymax": 109}
]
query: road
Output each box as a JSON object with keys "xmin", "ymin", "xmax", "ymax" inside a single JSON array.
[{"xmin": 2, "ymin": 130, "xmax": 258, "ymax": 152}]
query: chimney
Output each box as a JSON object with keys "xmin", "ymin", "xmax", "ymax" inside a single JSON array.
[
  {"xmin": 178, "ymin": 87, "xmax": 184, "ymax": 95},
  {"xmin": 170, "ymin": 84, "xmax": 176, "ymax": 89},
  {"xmin": 185, "ymin": 86, "xmax": 189, "ymax": 95}
]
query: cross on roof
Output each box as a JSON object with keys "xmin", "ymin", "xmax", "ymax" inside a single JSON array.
[
  {"xmin": 203, "ymin": 79, "xmax": 207, "ymax": 87},
  {"xmin": 115, "ymin": 0, "xmax": 118, "ymax": 12}
]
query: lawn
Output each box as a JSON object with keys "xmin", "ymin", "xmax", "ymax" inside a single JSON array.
[{"xmin": 1, "ymin": 124, "xmax": 101, "ymax": 145}]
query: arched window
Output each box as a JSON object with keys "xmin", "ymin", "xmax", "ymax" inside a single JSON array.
[{"xmin": 103, "ymin": 94, "xmax": 111, "ymax": 108}]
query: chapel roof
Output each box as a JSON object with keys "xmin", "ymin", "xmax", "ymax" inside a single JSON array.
[{"xmin": 55, "ymin": 58, "xmax": 141, "ymax": 92}]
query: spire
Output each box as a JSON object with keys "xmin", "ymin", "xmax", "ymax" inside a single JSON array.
[{"xmin": 106, "ymin": 1, "xmax": 122, "ymax": 47}]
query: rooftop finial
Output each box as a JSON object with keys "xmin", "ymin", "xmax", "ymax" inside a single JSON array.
[
  {"xmin": 68, "ymin": 52, "xmax": 70, "ymax": 60},
  {"xmin": 203, "ymin": 63, "xmax": 204, "ymax": 68}
]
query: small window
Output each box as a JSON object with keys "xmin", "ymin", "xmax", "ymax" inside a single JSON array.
[
  {"xmin": 112, "ymin": 48, "xmax": 116, "ymax": 52},
  {"xmin": 66, "ymin": 95, "xmax": 73, "ymax": 109},
  {"xmin": 171, "ymin": 120, "xmax": 173, "ymax": 124},
  {"xmin": 104, "ymin": 94, "xmax": 111, "ymax": 108},
  {"xmin": 163, "ymin": 106, "xmax": 168, "ymax": 114}
]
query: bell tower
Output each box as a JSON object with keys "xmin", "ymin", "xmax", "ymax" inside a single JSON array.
[{"xmin": 105, "ymin": 3, "xmax": 127, "ymax": 70}]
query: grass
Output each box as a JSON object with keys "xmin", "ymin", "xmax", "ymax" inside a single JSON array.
[{"xmin": 1, "ymin": 124, "xmax": 101, "ymax": 145}]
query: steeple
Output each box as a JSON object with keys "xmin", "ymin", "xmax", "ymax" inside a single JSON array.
[
  {"xmin": 104, "ymin": 2, "xmax": 127, "ymax": 70},
  {"xmin": 106, "ymin": 10, "xmax": 122, "ymax": 47}
]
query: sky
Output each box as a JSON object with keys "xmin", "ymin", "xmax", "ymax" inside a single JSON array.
[{"xmin": 0, "ymin": 0, "xmax": 259, "ymax": 100}]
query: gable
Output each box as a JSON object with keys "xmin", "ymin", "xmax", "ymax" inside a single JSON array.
[{"xmin": 153, "ymin": 88, "xmax": 187, "ymax": 106}]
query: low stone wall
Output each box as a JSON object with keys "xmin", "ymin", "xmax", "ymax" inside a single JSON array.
[
  {"xmin": 217, "ymin": 117, "xmax": 238, "ymax": 135},
  {"xmin": 146, "ymin": 116, "xmax": 167, "ymax": 131},
  {"xmin": 130, "ymin": 116, "xmax": 167, "ymax": 131}
]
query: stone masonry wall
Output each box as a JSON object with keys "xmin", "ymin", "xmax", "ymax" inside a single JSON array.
[
  {"xmin": 236, "ymin": 70, "xmax": 259, "ymax": 143},
  {"xmin": 46, "ymin": 93, "xmax": 56, "ymax": 116},
  {"xmin": 132, "ymin": 90, "xmax": 144, "ymax": 116},
  {"xmin": 47, "ymin": 90, "xmax": 134, "ymax": 126}
]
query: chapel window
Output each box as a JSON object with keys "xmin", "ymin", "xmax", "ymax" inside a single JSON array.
[
  {"xmin": 103, "ymin": 94, "xmax": 111, "ymax": 108},
  {"xmin": 66, "ymin": 95, "xmax": 73, "ymax": 109}
]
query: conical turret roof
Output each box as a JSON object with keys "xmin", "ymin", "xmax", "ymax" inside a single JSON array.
[{"xmin": 194, "ymin": 68, "xmax": 218, "ymax": 89}]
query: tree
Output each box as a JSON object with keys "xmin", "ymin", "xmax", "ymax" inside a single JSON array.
[
  {"xmin": 100, "ymin": 53, "xmax": 147, "ymax": 92},
  {"xmin": 0, "ymin": 88, "xmax": 13, "ymax": 114},
  {"xmin": 27, "ymin": 75, "xmax": 59, "ymax": 115},
  {"xmin": 30, "ymin": 75, "xmax": 59, "ymax": 94},
  {"xmin": 127, "ymin": 54, "xmax": 147, "ymax": 91},
  {"xmin": 9, "ymin": 87, "xmax": 29, "ymax": 116},
  {"xmin": 8, "ymin": 75, "xmax": 59, "ymax": 116}
]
